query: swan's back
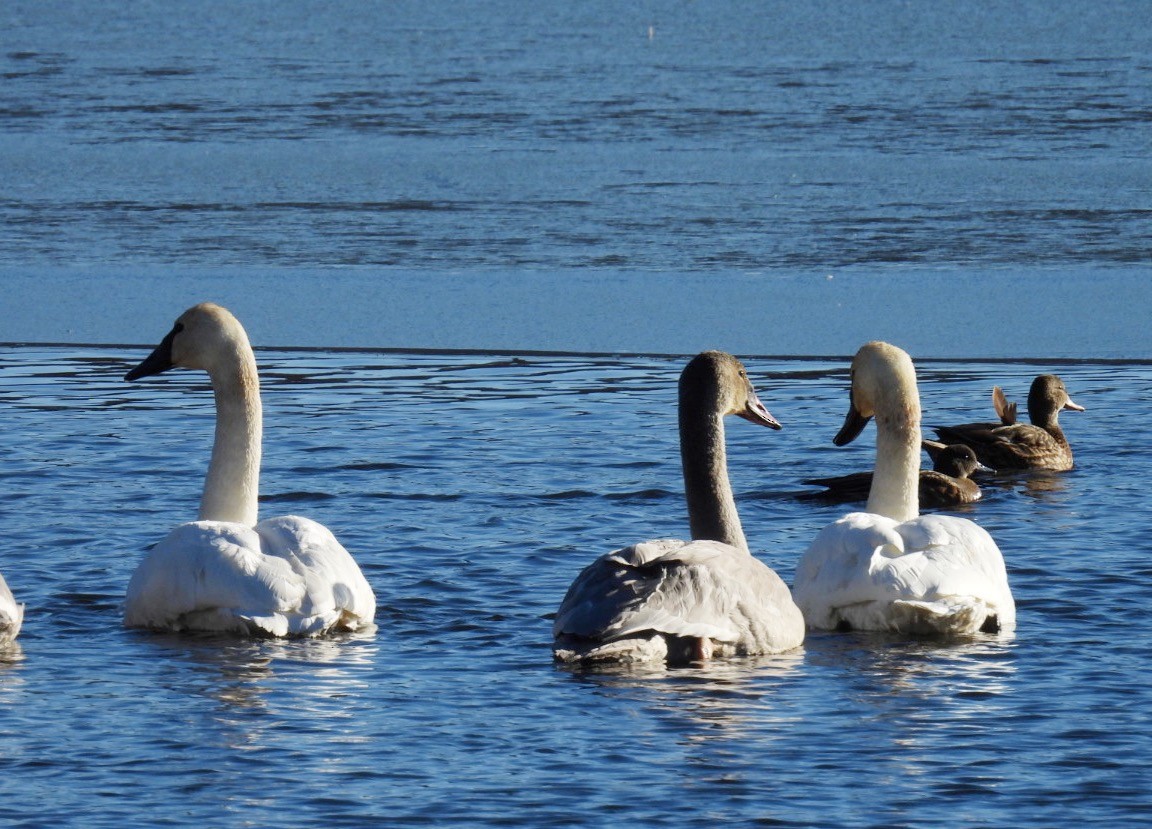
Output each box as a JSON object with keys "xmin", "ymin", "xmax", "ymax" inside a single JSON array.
[
  {"xmin": 554, "ymin": 539, "xmax": 804, "ymax": 665},
  {"xmin": 125, "ymin": 516, "xmax": 376, "ymax": 637},
  {"xmin": 793, "ymin": 512, "xmax": 1015, "ymax": 635}
]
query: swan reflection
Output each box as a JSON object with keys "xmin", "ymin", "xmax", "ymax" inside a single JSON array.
[{"xmin": 136, "ymin": 629, "xmax": 379, "ymax": 722}]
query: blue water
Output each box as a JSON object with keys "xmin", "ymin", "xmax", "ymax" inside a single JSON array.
[
  {"xmin": 2, "ymin": 348, "xmax": 1151, "ymax": 827},
  {"xmin": 2, "ymin": 0, "xmax": 1152, "ymax": 825},
  {"xmin": 2, "ymin": 0, "xmax": 1151, "ymax": 356}
]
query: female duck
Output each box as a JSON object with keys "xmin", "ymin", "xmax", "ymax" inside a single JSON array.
[
  {"xmin": 935, "ymin": 375, "xmax": 1083, "ymax": 471},
  {"xmin": 123, "ymin": 303, "xmax": 376, "ymax": 636},
  {"xmin": 0, "ymin": 571, "xmax": 22, "ymax": 645},
  {"xmin": 553, "ymin": 351, "xmax": 805, "ymax": 666},
  {"xmin": 803, "ymin": 440, "xmax": 989, "ymax": 509},
  {"xmin": 793, "ymin": 342, "xmax": 1015, "ymax": 636}
]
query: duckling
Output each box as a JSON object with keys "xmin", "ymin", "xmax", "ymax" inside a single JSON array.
[{"xmin": 803, "ymin": 441, "xmax": 990, "ymax": 509}]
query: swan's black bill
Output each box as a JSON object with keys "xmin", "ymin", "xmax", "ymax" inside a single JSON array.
[
  {"xmin": 125, "ymin": 325, "xmax": 179, "ymax": 381},
  {"xmin": 833, "ymin": 391, "xmax": 871, "ymax": 446}
]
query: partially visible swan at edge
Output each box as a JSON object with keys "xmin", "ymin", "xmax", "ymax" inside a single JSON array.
[
  {"xmin": 0, "ymin": 571, "xmax": 23, "ymax": 645},
  {"xmin": 553, "ymin": 351, "xmax": 805, "ymax": 666},
  {"xmin": 122, "ymin": 302, "xmax": 376, "ymax": 637},
  {"xmin": 792, "ymin": 342, "xmax": 1015, "ymax": 636}
]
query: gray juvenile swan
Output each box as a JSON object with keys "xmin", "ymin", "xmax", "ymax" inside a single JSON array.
[
  {"xmin": 553, "ymin": 351, "xmax": 805, "ymax": 666},
  {"xmin": 122, "ymin": 303, "xmax": 376, "ymax": 636}
]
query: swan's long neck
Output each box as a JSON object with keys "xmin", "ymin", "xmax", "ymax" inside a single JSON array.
[
  {"xmin": 867, "ymin": 405, "xmax": 921, "ymax": 522},
  {"xmin": 680, "ymin": 404, "xmax": 749, "ymax": 554},
  {"xmin": 201, "ymin": 349, "xmax": 262, "ymax": 526}
]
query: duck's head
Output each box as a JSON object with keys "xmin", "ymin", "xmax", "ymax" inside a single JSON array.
[
  {"xmin": 680, "ymin": 350, "xmax": 781, "ymax": 429},
  {"xmin": 934, "ymin": 443, "xmax": 993, "ymax": 478},
  {"xmin": 1027, "ymin": 374, "xmax": 1085, "ymax": 424},
  {"xmin": 834, "ymin": 341, "xmax": 920, "ymax": 446},
  {"xmin": 125, "ymin": 303, "xmax": 252, "ymax": 381}
]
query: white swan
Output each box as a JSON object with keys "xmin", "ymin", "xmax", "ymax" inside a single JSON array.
[
  {"xmin": 123, "ymin": 303, "xmax": 376, "ymax": 637},
  {"xmin": 0, "ymin": 571, "xmax": 23, "ymax": 645},
  {"xmin": 553, "ymin": 351, "xmax": 805, "ymax": 666},
  {"xmin": 792, "ymin": 342, "xmax": 1015, "ymax": 636}
]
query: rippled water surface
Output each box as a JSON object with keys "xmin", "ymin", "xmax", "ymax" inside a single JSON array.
[
  {"xmin": 4, "ymin": 0, "xmax": 1151, "ymax": 270},
  {"xmin": 2, "ymin": 0, "xmax": 1151, "ymax": 357},
  {"xmin": 2, "ymin": 1, "xmax": 1152, "ymax": 824},
  {"xmin": 1, "ymin": 347, "xmax": 1150, "ymax": 826}
]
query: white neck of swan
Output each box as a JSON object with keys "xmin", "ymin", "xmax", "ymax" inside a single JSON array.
[
  {"xmin": 867, "ymin": 407, "xmax": 921, "ymax": 523},
  {"xmin": 681, "ymin": 409, "xmax": 749, "ymax": 554},
  {"xmin": 200, "ymin": 349, "xmax": 262, "ymax": 526}
]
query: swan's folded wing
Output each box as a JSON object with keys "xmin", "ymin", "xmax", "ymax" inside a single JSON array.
[
  {"xmin": 125, "ymin": 521, "xmax": 306, "ymax": 633},
  {"xmin": 555, "ymin": 540, "xmax": 696, "ymax": 639},
  {"xmin": 255, "ymin": 516, "xmax": 377, "ymax": 632},
  {"xmin": 889, "ymin": 515, "xmax": 1015, "ymax": 625},
  {"xmin": 555, "ymin": 538, "xmax": 800, "ymax": 650},
  {"xmin": 792, "ymin": 513, "xmax": 909, "ymax": 629}
]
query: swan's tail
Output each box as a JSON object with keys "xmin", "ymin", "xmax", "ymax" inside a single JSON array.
[
  {"xmin": 553, "ymin": 632, "xmax": 727, "ymax": 666},
  {"xmin": 891, "ymin": 598, "xmax": 1000, "ymax": 636},
  {"xmin": 553, "ymin": 633, "xmax": 669, "ymax": 666}
]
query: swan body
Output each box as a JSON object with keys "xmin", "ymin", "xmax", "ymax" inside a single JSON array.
[
  {"xmin": 124, "ymin": 303, "xmax": 375, "ymax": 637},
  {"xmin": 0, "ymin": 571, "xmax": 23, "ymax": 644},
  {"xmin": 935, "ymin": 375, "xmax": 1083, "ymax": 471},
  {"xmin": 553, "ymin": 351, "xmax": 805, "ymax": 666},
  {"xmin": 554, "ymin": 538, "xmax": 803, "ymax": 664},
  {"xmin": 793, "ymin": 342, "xmax": 1015, "ymax": 636}
]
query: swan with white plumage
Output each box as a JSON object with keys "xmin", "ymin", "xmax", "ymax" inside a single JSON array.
[
  {"xmin": 0, "ymin": 571, "xmax": 22, "ymax": 645},
  {"xmin": 553, "ymin": 351, "xmax": 805, "ymax": 666},
  {"xmin": 122, "ymin": 303, "xmax": 376, "ymax": 636},
  {"xmin": 792, "ymin": 342, "xmax": 1015, "ymax": 636}
]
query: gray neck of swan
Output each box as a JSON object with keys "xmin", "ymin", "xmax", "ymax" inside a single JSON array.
[
  {"xmin": 201, "ymin": 353, "xmax": 262, "ymax": 526},
  {"xmin": 680, "ymin": 405, "xmax": 749, "ymax": 554}
]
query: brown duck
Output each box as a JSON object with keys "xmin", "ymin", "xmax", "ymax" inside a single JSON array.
[
  {"xmin": 802, "ymin": 440, "xmax": 990, "ymax": 508},
  {"xmin": 934, "ymin": 375, "xmax": 1084, "ymax": 471}
]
